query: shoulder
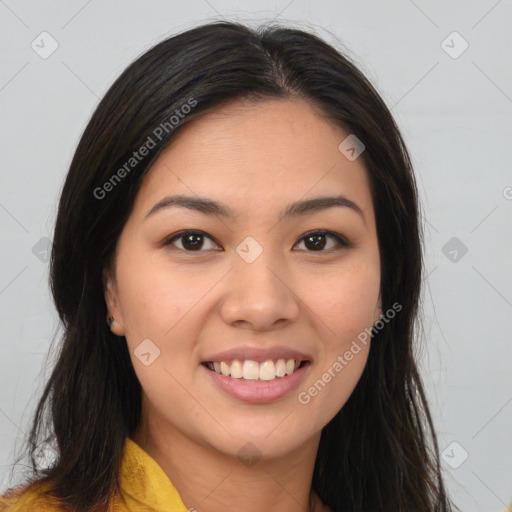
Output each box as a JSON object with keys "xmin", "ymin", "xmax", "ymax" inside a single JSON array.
[{"xmin": 1, "ymin": 481, "xmax": 64, "ymax": 512}]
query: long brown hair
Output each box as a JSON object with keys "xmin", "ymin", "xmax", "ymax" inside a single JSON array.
[{"xmin": 3, "ymin": 21, "xmax": 456, "ymax": 512}]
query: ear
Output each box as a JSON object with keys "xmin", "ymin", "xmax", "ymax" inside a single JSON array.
[{"xmin": 103, "ymin": 267, "xmax": 125, "ymax": 336}]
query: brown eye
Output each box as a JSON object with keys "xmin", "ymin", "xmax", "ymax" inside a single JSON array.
[
  {"xmin": 162, "ymin": 229, "xmax": 350, "ymax": 254},
  {"xmin": 295, "ymin": 230, "xmax": 350, "ymax": 252},
  {"xmin": 163, "ymin": 231, "xmax": 221, "ymax": 252}
]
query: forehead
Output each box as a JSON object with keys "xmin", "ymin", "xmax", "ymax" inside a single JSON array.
[{"xmin": 133, "ymin": 98, "xmax": 374, "ymax": 222}]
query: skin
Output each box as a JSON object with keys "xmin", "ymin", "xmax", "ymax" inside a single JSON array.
[{"xmin": 105, "ymin": 97, "xmax": 382, "ymax": 512}]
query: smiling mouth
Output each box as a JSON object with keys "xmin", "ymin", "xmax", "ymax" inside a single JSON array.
[{"xmin": 201, "ymin": 358, "xmax": 310, "ymax": 381}]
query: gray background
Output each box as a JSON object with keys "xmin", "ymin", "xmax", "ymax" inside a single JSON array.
[{"xmin": 1, "ymin": 1, "xmax": 511, "ymax": 511}]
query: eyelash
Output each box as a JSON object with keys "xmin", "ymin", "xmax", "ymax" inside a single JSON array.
[{"xmin": 161, "ymin": 229, "xmax": 352, "ymax": 254}]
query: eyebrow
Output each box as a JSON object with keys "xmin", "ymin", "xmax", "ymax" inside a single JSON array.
[{"xmin": 144, "ymin": 194, "xmax": 366, "ymax": 224}]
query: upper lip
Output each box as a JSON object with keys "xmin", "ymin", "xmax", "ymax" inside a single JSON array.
[{"xmin": 201, "ymin": 345, "xmax": 313, "ymax": 364}]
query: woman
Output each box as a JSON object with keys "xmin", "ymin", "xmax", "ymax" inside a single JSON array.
[{"xmin": 1, "ymin": 20, "xmax": 456, "ymax": 512}]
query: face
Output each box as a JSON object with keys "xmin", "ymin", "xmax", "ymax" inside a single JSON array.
[{"xmin": 104, "ymin": 98, "xmax": 382, "ymax": 460}]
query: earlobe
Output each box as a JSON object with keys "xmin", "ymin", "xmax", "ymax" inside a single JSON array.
[{"xmin": 103, "ymin": 268, "xmax": 125, "ymax": 336}]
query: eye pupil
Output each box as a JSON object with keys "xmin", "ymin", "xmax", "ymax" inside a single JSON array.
[
  {"xmin": 183, "ymin": 233, "xmax": 203, "ymax": 250},
  {"xmin": 304, "ymin": 233, "xmax": 326, "ymax": 251},
  {"xmin": 166, "ymin": 230, "xmax": 346, "ymax": 253}
]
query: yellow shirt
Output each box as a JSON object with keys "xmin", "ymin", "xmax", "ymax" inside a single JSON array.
[{"xmin": 0, "ymin": 438, "xmax": 189, "ymax": 511}]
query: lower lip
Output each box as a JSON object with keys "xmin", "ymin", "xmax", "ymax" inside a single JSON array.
[{"xmin": 200, "ymin": 362, "xmax": 311, "ymax": 404}]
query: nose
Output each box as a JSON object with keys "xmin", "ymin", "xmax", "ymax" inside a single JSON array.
[{"xmin": 219, "ymin": 250, "xmax": 300, "ymax": 331}]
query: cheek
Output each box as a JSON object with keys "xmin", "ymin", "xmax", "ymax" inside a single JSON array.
[
  {"xmin": 295, "ymin": 334, "xmax": 370, "ymax": 434},
  {"xmin": 114, "ymin": 251, "xmax": 216, "ymax": 390},
  {"xmin": 304, "ymin": 258, "xmax": 378, "ymax": 419},
  {"xmin": 114, "ymin": 250, "xmax": 203, "ymax": 339},
  {"xmin": 114, "ymin": 255, "xmax": 200, "ymax": 409},
  {"xmin": 315, "ymin": 345, "xmax": 369, "ymax": 424},
  {"xmin": 310, "ymin": 261, "xmax": 380, "ymax": 344}
]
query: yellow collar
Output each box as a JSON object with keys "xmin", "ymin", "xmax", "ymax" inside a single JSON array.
[
  {"xmin": 114, "ymin": 437, "xmax": 188, "ymax": 511},
  {"xmin": 1, "ymin": 438, "xmax": 188, "ymax": 512}
]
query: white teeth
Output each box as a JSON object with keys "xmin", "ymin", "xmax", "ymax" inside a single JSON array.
[
  {"xmin": 259, "ymin": 360, "xmax": 275, "ymax": 381},
  {"xmin": 206, "ymin": 358, "xmax": 303, "ymax": 380},
  {"xmin": 242, "ymin": 360, "xmax": 260, "ymax": 380},
  {"xmin": 220, "ymin": 361, "xmax": 230, "ymax": 377},
  {"xmin": 230, "ymin": 360, "xmax": 243, "ymax": 379},
  {"xmin": 275, "ymin": 359, "xmax": 287, "ymax": 377}
]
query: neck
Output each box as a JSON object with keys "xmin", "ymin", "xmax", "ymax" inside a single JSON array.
[{"xmin": 131, "ymin": 416, "xmax": 324, "ymax": 512}]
